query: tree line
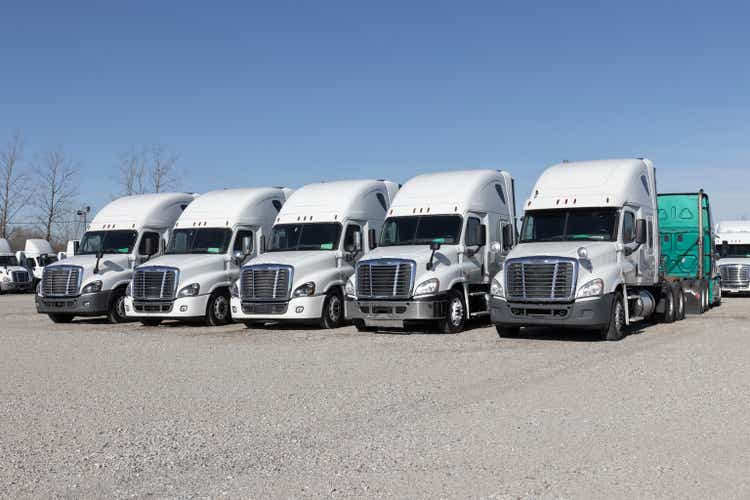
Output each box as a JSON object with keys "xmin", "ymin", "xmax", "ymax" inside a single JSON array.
[{"xmin": 0, "ymin": 131, "xmax": 182, "ymax": 251}]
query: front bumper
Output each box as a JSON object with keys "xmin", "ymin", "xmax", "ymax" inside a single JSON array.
[
  {"xmin": 124, "ymin": 295, "xmax": 210, "ymax": 319},
  {"xmin": 490, "ymin": 293, "xmax": 614, "ymax": 329},
  {"xmin": 230, "ymin": 294, "xmax": 326, "ymax": 321},
  {"xmin": 36, "ymin": 290, "xmax": 113, "ymax": 316},
  {"xmin": 345, "ymin": 296, "xmax": 448, "ymax": 328},
  {"xmin": 1, "ymin": 280, "xmax": 33, "ymax": 292}
]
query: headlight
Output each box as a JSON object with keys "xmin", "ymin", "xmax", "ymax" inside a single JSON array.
[
  {"xmin": 230, "ymin": 280, "xmax": 240, "ymax": 298},
  {"xmin": 576, "ymin": 278, "xmax": 604, "ymax": 298},
  {"xmin": 81, "ymin": 280, "xmax": 103, "ymax": 294},
  {"xmin": 177, "ymin": 283, "xmax": 200, "ymax": 297},
  {"xmin": 1, "ymin": 275, "xmax": 10, "ymax": 283},
  {"xmin": 345, "ymin": 275, "xmax": 355, "ymax": 297},
  {"xmin": 126, "ymin": 281, "xmax": 132, "ymax": 297},
  {"xmin": 490, "ymin": 278, "xmax": 504, "ymax": 298},
  {"xmin": 292, "ymin": 282, "xmax": 315, "ymax": 297},
  {"xmin": 414, "ymin": 278, "xmax": 439, "ymax": 296}
]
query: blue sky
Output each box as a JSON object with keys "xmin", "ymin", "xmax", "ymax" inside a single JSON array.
[{"xmin": 1, "ymin": 1, "xmax": 749, "ymax": 220}]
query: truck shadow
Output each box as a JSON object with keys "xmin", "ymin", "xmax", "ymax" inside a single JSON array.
[
  {"xmin": 369, "ymin": 318, "xmax": 492, "ymax": 335},
  {"xmin": 507, "ymin": 323, "xmax": 649, "ymax": 342}
]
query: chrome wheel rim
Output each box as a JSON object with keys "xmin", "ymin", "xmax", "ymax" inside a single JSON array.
[
  {"xmin": 328, "ymin": 295, "xmax": 341, "ymax": 322},
  {"xmin": 115, "ymin": 296, "xmax": 126, "ymax": 320},
  {"xmin": 614, "ymin": 300, "xmax": 624, "ymax": 333},
  {"xmin": 214, "ymin": 295, "xmax": 228, "ymax": 320},
  {"xmin": 449, "ymin": 297, "xmax": 464, "ymax": 327}
]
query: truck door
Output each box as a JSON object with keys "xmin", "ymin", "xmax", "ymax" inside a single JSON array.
[
  {"xmin": 464, "ymin": 214, "xmax": 486, "ymax": 283},
  {"xmin": 341, "ymin": 222, "xmax": 363, "ymax": 281},
  {"xmin": 620, "ymin": 210, "xmax": 638, "ymax": 283}
]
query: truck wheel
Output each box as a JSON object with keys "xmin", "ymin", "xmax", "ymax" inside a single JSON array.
[
  {"xmin": 140, "ymin": 319, "xmax": 162, "ymax": 327},
  {"xmin": 496, "ymin": 325, "xmax": 520, "ymax": 338},
  {"xmin": 696, "ymin": 281, "xmax": 707, "ymax": 314},
  {"xmin": 206, "ymin": 290, "xmax": 231, "ymax": 326},
  {"xmin": 48, "ymin": 313, "xmax": 74, "ymax": 323},
  {"xmin": 438, "ymin": 290, "xmax": 466, "ymax": 334},
  {"xmin": 714, "ymin": 282, "xmax": 722, "ymax": 306},
  {"xmin": 320, "ymin": 288, "xmax": 344, "ymax": 329},
  {"xmin": 107, "ymin": 288, "xmax": 128, "ymax": 324},
  {"xmin": 660, "ymin": 286, "xmax": 676, "ymax": 324},
  {"xmin": 673, "ymin": 283, "xmax": 685, "ymax": 321},
  {"xmin": 703, "ymin": 282, "xmax": 711, "ymax": 310},
  {"xmin": 352, "ymin": 319, "xmax": 376, "ymax": 332},
  {"xmin": 601, "ymin": 292, "xmax": 625, "ymax": 341}
]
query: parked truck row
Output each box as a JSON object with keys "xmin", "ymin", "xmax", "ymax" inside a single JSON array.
[{"xmin": 28, "ymin": 158, "xmax": 733, "ymax": 340}]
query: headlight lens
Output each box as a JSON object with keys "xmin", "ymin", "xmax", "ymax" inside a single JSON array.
[
  {"xmin": 345, "ymin": 275, "xmax": 355, "ymax": 297},
  {"xmin": 292, "ymin": 282, "xmax": 315, "ymax": 297},
  {"xmin": 576, "ymin": 278, "xmax": 604, "ymax": 298},
  {"xmin": 177, "ymin": 283, "xmax": 200, "ymax": 297},
  {"xmin": 414, "ymin": 278, "xmax": 439, "ymax": 296},
  {"xmin": 82, "ymin": 280, "xmax": 103, "ymax": 294},
  {"xmin": 230, "ymin": 280, "xmax": 240, "ymax": 298},
  {"xmin": 490, "ymin": 278, "xmax": 504, "ymax": 298}
]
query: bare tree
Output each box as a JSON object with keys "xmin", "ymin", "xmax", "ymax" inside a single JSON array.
[
  {"xmin": 35, "ymin": 149, "xmax": 79, "ymax": 241},
  {"xmin": 116, "ymin": 145, "xmax": 181, "ymax": 196},
  {"xmin": 0, "ymin": 131, "xmax": 31, "ymax": 238}
]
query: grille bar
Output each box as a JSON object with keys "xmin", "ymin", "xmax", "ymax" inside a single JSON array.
[
  {"xmin": 356, "ymin": 259, "xmax": 415, "ymax": 299},
  {"xmin": 41, "ymin": 266, "xmax": 82, "ymax": 297},
  {"xmin": 240, "ymin": 265, "xmax": 293, "ymax": 301},
  {"xmin": 132, "ymin": 267, "xmax": 178, "ymax": 300},
  {"xmin": 11, "ymin": 270, "xmax": 30, "ymax": 283},
  {"xmin": 506, "ymin": 258, "xmax": 577, "ymax": 302}
]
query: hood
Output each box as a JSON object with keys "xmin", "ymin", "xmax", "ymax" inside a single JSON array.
[
  {"xmin": 507, "ymin": 241, "xmax": 616, "ymax": 261},
  {"xmin": 245, "ymin": 251, "xmax": 338, "ymax": 287},
  {"xmin": 718, "ymin": 257, "xmax": 750, "ymax": 267},
  {"xmin": 0, "ymin": 265, "xmax": 29, "ymax": 274},
  {"xmin": 138, "ymin": 253, "xmax": 227, "ymax": 286},
  {"xmin": 45, "ymin": 253, "xmax": 132, "ymax": 288},
  {"xmin": 363, "ymin": 245, "xmax": 458, "ymax": 269}
]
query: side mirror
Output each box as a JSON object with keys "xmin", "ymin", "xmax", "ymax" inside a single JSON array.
[
  {"xmin": 502, "ymin": 223, "xmax": 515, "ymax": 250},
  {"xmin": 635, "ymin": 219, "xmax": 647, "ymax": 245},
  {"xmin": 479, "ymin": 225, "xmax": 487, "ymax": 246},
  {"xmin": 73, "ymin": 240, "xmax": 80, "ymax": 255},
  {"xmin": 232, "ymin": 250, "xmax": 245, "ymax": 265},
  {"xmin": 142, "ymin": 237, "xmax": 157, "ymax": 257},
  {"xmin": 368, "ymin": 228, "xmax": 377, "ymax": 250},
  {"xmin": 260, "ymin": 235, "xmax": 267, "ymax": 253},
  {"xmin": 345, "ymin": 231, "xmax": 362, "ymax": 253},
  {"xmin": 57, "ymin": 252, "xmax": 66, "ymax": 261},
  {"xmin": 16, "ymin": 251, "xmax": 25, "ymax": 265},
  {"xmin": 429, "ymin": 240, "xmax": 442, "ymax": 251},
  {"xmin": 242, "ymin": 235, "xmax": 253, "ymax": 255},
  {"xmin": 720, "ymin": 241, "xmax": 728, "ymax": 257}
]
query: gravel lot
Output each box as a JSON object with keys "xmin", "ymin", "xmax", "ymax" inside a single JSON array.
[{"xmin": 1, "ymin": 294, "xmax": 749, "ymax": 499}]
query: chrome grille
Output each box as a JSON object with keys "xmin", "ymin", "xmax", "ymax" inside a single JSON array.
[
  {"xmin": 42, "ymin": 266, "xmax": 82, "ymax": 297},
  {"xmin": 240, "ymin": 265, "xmax": 292, "ymax": 301},
  {"xmin": 506, "ymin": 258, "xmax": 576, "ymax": 301},
  {"xmin": 132, "ymin": 267, "xmax": 178, "ymax": 300},
  {"xmin": 11, "ymin": 270, "xmax": 30, "ymax": 283},
  {"xmin": 356, "ymin": 260, "xmax": 415, "ymax": 299},
  {"xmin": 720, "ymin": 265, "xmax": 750, "ymax": 289}
]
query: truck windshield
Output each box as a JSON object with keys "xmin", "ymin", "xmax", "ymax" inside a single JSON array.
[
  {"xmin": 269, "ymin": 223, "xmax": 342, "ymax": 251},
  {"xmin": 0, "ymin": 256, "xmax": 19, "ymax": 266},
  {"xmin": 380, "ymin": 215, "xmax": 463, "ymax": 246},
  {"xmin": 520, "ymin": 209, "xmax": 618, "ymax": 242},
  {"xmin": 718, "ymin": 244, "xmax": 750, "ymax": 258},
  {"xmin": 79, "ymin": 230, "xmax": 138, "ymax": 254},
  {"xmin": 167, "ymin": 228, "xmax": 233, "ymax": 254}
]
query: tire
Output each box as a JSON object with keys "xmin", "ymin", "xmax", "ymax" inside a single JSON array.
[
  {"xmin": 601, "ymin": 292, "xmax": 625, "ymax": 341},
  {"xmin": 206, "ymin": 290, "xmax": 231, "ymax": 326},
  {"xmin": 703, "ymin": 282, "xmax": 711, "ymax": 310},
  {"xmin": 714, "ymin": 282, "xmax": 722, "ymax": 306},
  {"xmin": 696, "ymin": 281, "xmax": 707, "ymax": 314},
  {"xmin": 438, "ymin": 289, "xmax": 466, "ymax": 334},
  {"xmin": 107, "ymin": 288, "xmax": 128, "ymax": 324},
  {"xmin": 661, "ymin": 286, "xmax": 676, "ymax": 324},
  {"xmin": 48, "ymin": 313, "xmax": 74, "ymax": 323},
  {"xmin": 140, "ymin": 319, "xmax": 162, "ymax": 327},
  {"xmin": 352, "ymin": 319, "xmax": 376, "ymax": 332},
  {"xmin": 320, "ymin": 288, "xmax": 344, "ymax": 329},
  {"xmin": 673, "ymin": 283, "xmax": 686, "ymax": 321},
  {"xmin": 496, "ymin": 325, "xmax": 520, "ymax": 338}
]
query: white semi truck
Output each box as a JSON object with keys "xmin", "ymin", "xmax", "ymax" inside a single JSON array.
[
  {"xmin": 36, "ymin": 192, "xmax": 196, "ymax": 323},
  {"xmin": 22, "ymin": 239, "xmax": 57, "ymax": 287},
  {"xmin": 124, "ymin": 187, "xmax": 292, "ymax": 326},
  {"xmin": 0, "ymin": 238, "xmax": 33, "ymax": 294},
  {"xmin": 490, "ymin": 158, "xmax": 707, "ymax": 341},
  {"xmin": 345, "ymin": 169, "xmax": 517, "ymax": 333},
  {"xmin": 230, "ymin": 179, "xmax": 399, "ymax": 328},
  {"xmin": 715, "ymin": 220, "xmax": 750, "ymax": 294}
]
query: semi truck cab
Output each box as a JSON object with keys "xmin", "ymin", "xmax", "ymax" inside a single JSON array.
[
  {"xmin": 345, "ymin": 169, "xmax": 517, "ymax": 333},
  {"xmin": 0, "ymin": 238, "xmax": 33, "ymax": 294},
  {"xmin": 36, "ymin": 192, "xmax": 196, "ymax": 323},
  {"xmin": 716, "ymin": 220, "xmax": 750, "ymax": 294}
]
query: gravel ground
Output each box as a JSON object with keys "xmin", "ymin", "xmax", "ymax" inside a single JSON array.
[{"xmin": 1, "ymin": 294, "xmax": 749, "ymax": 499}]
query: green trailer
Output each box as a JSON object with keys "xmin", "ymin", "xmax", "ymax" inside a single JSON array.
[{"xmin": 657, "ymin": 191, "xmax": 721, "ymax": 314}]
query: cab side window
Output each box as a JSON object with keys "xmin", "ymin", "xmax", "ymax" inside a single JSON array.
[
  {"xmin": 622, "ymin": 212, "xmax": 636, "ymax": 243},
  {"xmin": 343, "ymin": 224, "xmax": 361, "ymax": 252},
  {"xmin": 139, "ymin": 232, "xmax": 160, "ymax": 255},
  {"xmin": 26, "ymin": 258, "xmax": 36, "ymax": 269},
  {"xmin": 233, "ymin": 230, "xmax": 254, "ymax": 253}
]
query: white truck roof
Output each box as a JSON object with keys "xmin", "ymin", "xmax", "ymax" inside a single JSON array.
[
  {"xmin": 525, "ymin": 158, "xmax": 654, "ymax": 211},
  {"xmin": 275, "ymin": 180, "xmax": 398, "ymax": 224},
  {"xmin": 174, "ymin": 187, "xmax": 292, "ymax": 229},
  {"xmin": 388, "ymin": 169, "xmax": 513, "ymax": 217},
  {"xmin": 0, "ymin": 238, "xmax": 11, "ymax": 255},
  {"xmin": 716, "ymin": 220, "xmax": 750, "ymax": 244},
  {"xmin": 24, "ymin": 239, "xmax": 54, "ymax": 256},
  {"xmin": 90, "ymin": 192, "xmax": 197, "ymax": 231}
]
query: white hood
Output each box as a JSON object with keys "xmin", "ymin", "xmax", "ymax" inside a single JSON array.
[
  {"xmin": 718, "ymin": 257, "xmax": 750, "ymax": 267},
  {"xmin": 45, "ymin": 253, "xmax": 133, "ymax": 290},
  {"xmin": 246, "ymin": 251, "xmax": 339, "ymax": 289},
  {"xmin": 138, "ymin": 253, "xmax": 227, "ymax": 288}
]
